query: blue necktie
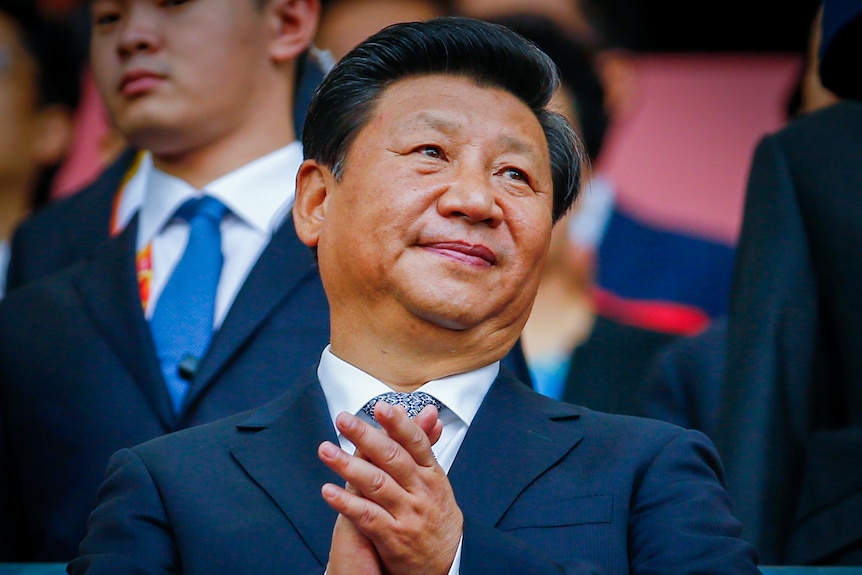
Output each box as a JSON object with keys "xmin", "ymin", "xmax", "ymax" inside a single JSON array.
[{"xmin": 150, "ymin": 196, "xmax": 227, "ymax": 413}]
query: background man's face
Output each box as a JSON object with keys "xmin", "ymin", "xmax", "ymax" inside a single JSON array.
[
  {"xmin": 315, "ymin": 74, "xmax": 555, "ymax": 340},
  {"xmin": 89, "ymin": 0, "xmax": 275, "ymax": 154}
]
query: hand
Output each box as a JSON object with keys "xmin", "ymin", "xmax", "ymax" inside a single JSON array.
[{"xmin": 319, "ymin": 403, "xmax": 462, "ymax": 575}]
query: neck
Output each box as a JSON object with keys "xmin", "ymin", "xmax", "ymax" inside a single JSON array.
[
  {"xmin": 149, "ymin": 76, "xmax": 296, "ymax": 188},
  {"xmin": 151, "ymin": 125, "xmax": 295, "ymax": 189},
  {"xmin": 328, "ymin": 312, "xmax": 521, "ymax": 393}
]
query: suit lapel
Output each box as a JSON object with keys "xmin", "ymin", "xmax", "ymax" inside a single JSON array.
[
  {"xmin": 72, "ymin": 217, "xmax": 176, "ymax": 428},
  {"xmin": 449, "ymin": 371, "xmax": 584, "ymax": 526},
  {"xmin": 230, "ymin": 374, "xmax": 340, "ymax": 566},
  {"xmin": 187, "ymin": 216, "xmax": 319, "ymax": 400}
]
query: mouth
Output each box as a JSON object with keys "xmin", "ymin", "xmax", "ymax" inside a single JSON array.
[
  {"xmin": 421, "ymin": 241, "xmax": 498, "ymax": 267},
  {"xmin": 118, "ymin": 69, "xmax": 165, "ymax": 97}
]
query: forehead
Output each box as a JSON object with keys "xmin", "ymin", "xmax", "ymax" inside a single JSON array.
[{"xmin": 367, "ymin": 74, "xmax": 548, "ymax": 151}]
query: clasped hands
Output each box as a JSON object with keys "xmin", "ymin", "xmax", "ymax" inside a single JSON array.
[{"xmin": 318, "ymin": 401, "xmax": 463, "ymax": 575}]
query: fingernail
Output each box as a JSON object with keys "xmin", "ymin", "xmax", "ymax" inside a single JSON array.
[{"xmin": 319, "ymin": 441, "xmax": 338, "ymax": 458}]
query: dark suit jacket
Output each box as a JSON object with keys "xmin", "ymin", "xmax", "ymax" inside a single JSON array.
[
  {"xmin": 716, "ymin": 100, "xmax": 862, "ymax": 565},
  {"xmin": 561, "ymin": 314, "xmax": 679, "ymax": 417},
  {"xmin": 0, "ymin": 217, "xmax": 532, "ymax": 563},
  {"xmin": 0, "ymin": 215, "xmax": 331, "ymax": 561},
  {"xmin": 642, "ymin": 317, "xmax": 728, "ymax": 437},
  {"xmin": 68, "ymin": 370, "xmax": 758, "ymax": 575},
  {"xmin": 5, "ymin": 148, "xmax": 139, "ymax": 292}
]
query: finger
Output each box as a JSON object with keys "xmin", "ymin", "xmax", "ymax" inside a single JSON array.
[
  {"xmin": 371, "ymin": 402, "xmax": 439, "ymax": 469},
  {"xmin": 319, "ymin": 439, "xmax": 394, "ymax": 496},
  {"xmin": 320, "ymin": 481, "xmax": 392, "ymax": 537},
  {"xmin": 413, "ymin": 405, "xmax": 444, "ymax": 446},
  {"xmin": 333, "ymin": 410, "xmax": 438, "ymax": 503}
]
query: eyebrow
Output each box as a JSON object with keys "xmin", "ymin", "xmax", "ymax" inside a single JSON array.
[{"xmin": 408, "ymin": 111, "xmax": 543, "ymax": 159}]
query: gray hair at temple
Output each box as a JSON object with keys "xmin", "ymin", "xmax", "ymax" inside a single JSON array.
[{"xmin": 301, "ymin": 16, "xmax": 585, "ymax": 223}]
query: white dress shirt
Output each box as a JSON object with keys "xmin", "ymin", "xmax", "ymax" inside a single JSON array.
[
  {"xmin": 135, "ymin": 143, "xmax": 303, "ymax": 326},
  {"xmin": 318, "ymin": 345, "xmax": 499, "ymax": 575}
]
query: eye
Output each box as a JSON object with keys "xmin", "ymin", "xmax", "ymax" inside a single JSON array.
[
  {"xmin": 162, "ymin": 0, "xmax": 191, "ymax": 6},
  {"xmin": 501, "ymin": 167, "xmax": 528, "ymax": 182},
  {"xmin": 91, "ymin": 7, "xmax": 120, "ymax": 26},
  {"xmin": 417, "ymin": 145, "xmax": 445, "ymax": 160}
]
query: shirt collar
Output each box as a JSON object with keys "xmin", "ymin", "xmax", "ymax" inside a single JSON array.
[
  {"xmin": 136, "ymin": 142, "xmax": 302, "ymax": 245},
  {"xmin": 317, "ymin": 345, "xmax": 499, "ymax": 431},
  {"xmin": 113, "ymin": 151, "xmax": 152, "ymax": 234}
]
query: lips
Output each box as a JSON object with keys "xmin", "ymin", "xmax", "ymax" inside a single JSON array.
[
  {"xmin": 422, "ymin": 241, "xmax": 498, "ymax": 267},
  {"xmin": 118, "ymin": 69, "xmax": 165, "ymax": 97}
]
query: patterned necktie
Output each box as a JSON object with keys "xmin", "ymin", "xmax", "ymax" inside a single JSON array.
[
  {"xmin": 150, "ymin": 196, "xmax": 228, "ymax": 413},
  {"xmin": 361, "ymin": 391, "xmax": 444, "ymax": 422}
]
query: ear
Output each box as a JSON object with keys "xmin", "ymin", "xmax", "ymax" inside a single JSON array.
[
  {"xmin": 267, "ymin": 0, "xmax": 320, "ymax": 64},
  {"xmin": 293, "ymin": 159, "xmax": 331, "ymax": 248},
  {"xmin": 32, "ymin": 104, "xmax": 74, "ymax": 167}
]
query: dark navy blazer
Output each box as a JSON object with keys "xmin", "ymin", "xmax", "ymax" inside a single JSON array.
[{"xmin": 68, "ymin": 370, "xmax": 758, "ymax": 575}]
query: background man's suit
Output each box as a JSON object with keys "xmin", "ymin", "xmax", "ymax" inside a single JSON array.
[
  {"xmin": 5, "ymin": 148, "xmax": 138, "ymax": 291},
  {"xmin": 715, "ymin": 100, "xmax": 862, "ymax": 565},
  {"xmin": 69, "ymin": 370, "xmax": 758, "ymax": 575},
  {"xmin": 0, "ymin": 213, "xmax": 331, "ymax": 560}
]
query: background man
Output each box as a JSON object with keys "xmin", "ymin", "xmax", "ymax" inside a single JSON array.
[{"xmin": 0, "ymin": 0, "xmax": 326, "ymax": 561}]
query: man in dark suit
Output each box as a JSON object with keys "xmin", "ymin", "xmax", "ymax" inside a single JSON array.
[
  {"xmin": 69, "ymin": 18, "xmax": 759, "ymax": 575},
  {"xmin": 714, "ymin": 0, "xmax": 862, "ymax": 565},
  {"xmin": 0, "ymin": 0, "xmax": 328, "ymax": 561}
]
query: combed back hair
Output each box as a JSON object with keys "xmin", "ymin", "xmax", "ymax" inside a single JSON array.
[{"xmin": 302, "ymin": 16, "xmax": 584, "ymax": 222}]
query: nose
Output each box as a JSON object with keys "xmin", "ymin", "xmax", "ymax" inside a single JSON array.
[
  {"xmin": 117, "ymin": 4, "xmax": 160, "ymax": 59},
  {"xmin": 436, "ymin": 168, "xmax": 504, "ymax": 228}
]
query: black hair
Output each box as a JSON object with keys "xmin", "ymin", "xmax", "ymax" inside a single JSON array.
[
  {"xmin": 302, "ymin": 16, "xmax": 584, "ymax": 222},
  {"xmin": 2, "ymin": 1, "xmax": 81, "ymax": 111},
  {"xmin": 486, "ymin": 13, "xmax": 609, "ymax": 162}
]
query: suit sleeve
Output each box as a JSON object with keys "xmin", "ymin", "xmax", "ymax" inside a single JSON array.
[
  {"xmin": 714, "ymin": 134, "xmax": 818, "ymax": 563},
  {"xmin": 626, "ymin": 428, "xmax": 759, "ymax": 573},
  {"xmin": 68, "ymin": 448, "xmax": 180, "ymax": 575}
]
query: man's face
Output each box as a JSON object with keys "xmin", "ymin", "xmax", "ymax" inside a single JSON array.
[
  {"xmin": 89, "ymin": 0, "xmax": 275, "ymax": 154},
  {"xmin": 310, "ymin": 75, "xmax": 555, "ymax": 340}
]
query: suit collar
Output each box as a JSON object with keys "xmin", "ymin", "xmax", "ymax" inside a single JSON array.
[
  {"xmin": 228, "ymin": 370, "xmax": 585, "ymax": 562},
  {"xmin": 72, "ymin": 217, "xmax": 176, "ymax": 428},
  {"xmin": 449, "ymin": 370, "xmax": 584, "ymax": 526},
  {"xmin": 230, "ymin": 373, "xmax": 339, "ymax": 567},
  {"xmin": 183, "ymin": 216, "xmax": 320, "ymax": 405}
]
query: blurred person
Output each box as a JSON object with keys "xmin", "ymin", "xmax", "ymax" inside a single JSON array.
[
  {"xmin": 642, "ymin": 2, "xmax": 842, "ymax": 439},
  {"xmin": 69, "ymin": 18, "xmax": 758, "ymax": 575},
  {"xmin": 712, "ymin": 0, "xmax": 862, "ymax": 564},
  {"xmin": 0, "ymin": 0, "xmax": 328, "ymax": 562},
  {"xmin": 484, "ymin": 14, "xmax": 679, "ymax": 416},
  {"xmin": 315, "ymin": 0, "xmax": 448, "ymax": 63},
  {"xmin": 0, "ymin": 1, "xmax": 79, "ymax": 297}
]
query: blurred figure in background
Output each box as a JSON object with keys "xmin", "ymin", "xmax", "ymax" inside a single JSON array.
[
  {"xmin": 642, "ymin": 2, "xmax": 840, "ymax": 438},
  {"xmin": 713, "ymin": 0, "xmax": 862, "ymax": 564},
  {"xmin": 0, "ymin": 0, "xmax": 327, "ymax": 561},
  {"xmin": 484, "ymin": 10, "xmax": 701, "ymax": 417},
  {"xmin": 0, "ymin": 1, "xmax": 79, "ymax": 297}
]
